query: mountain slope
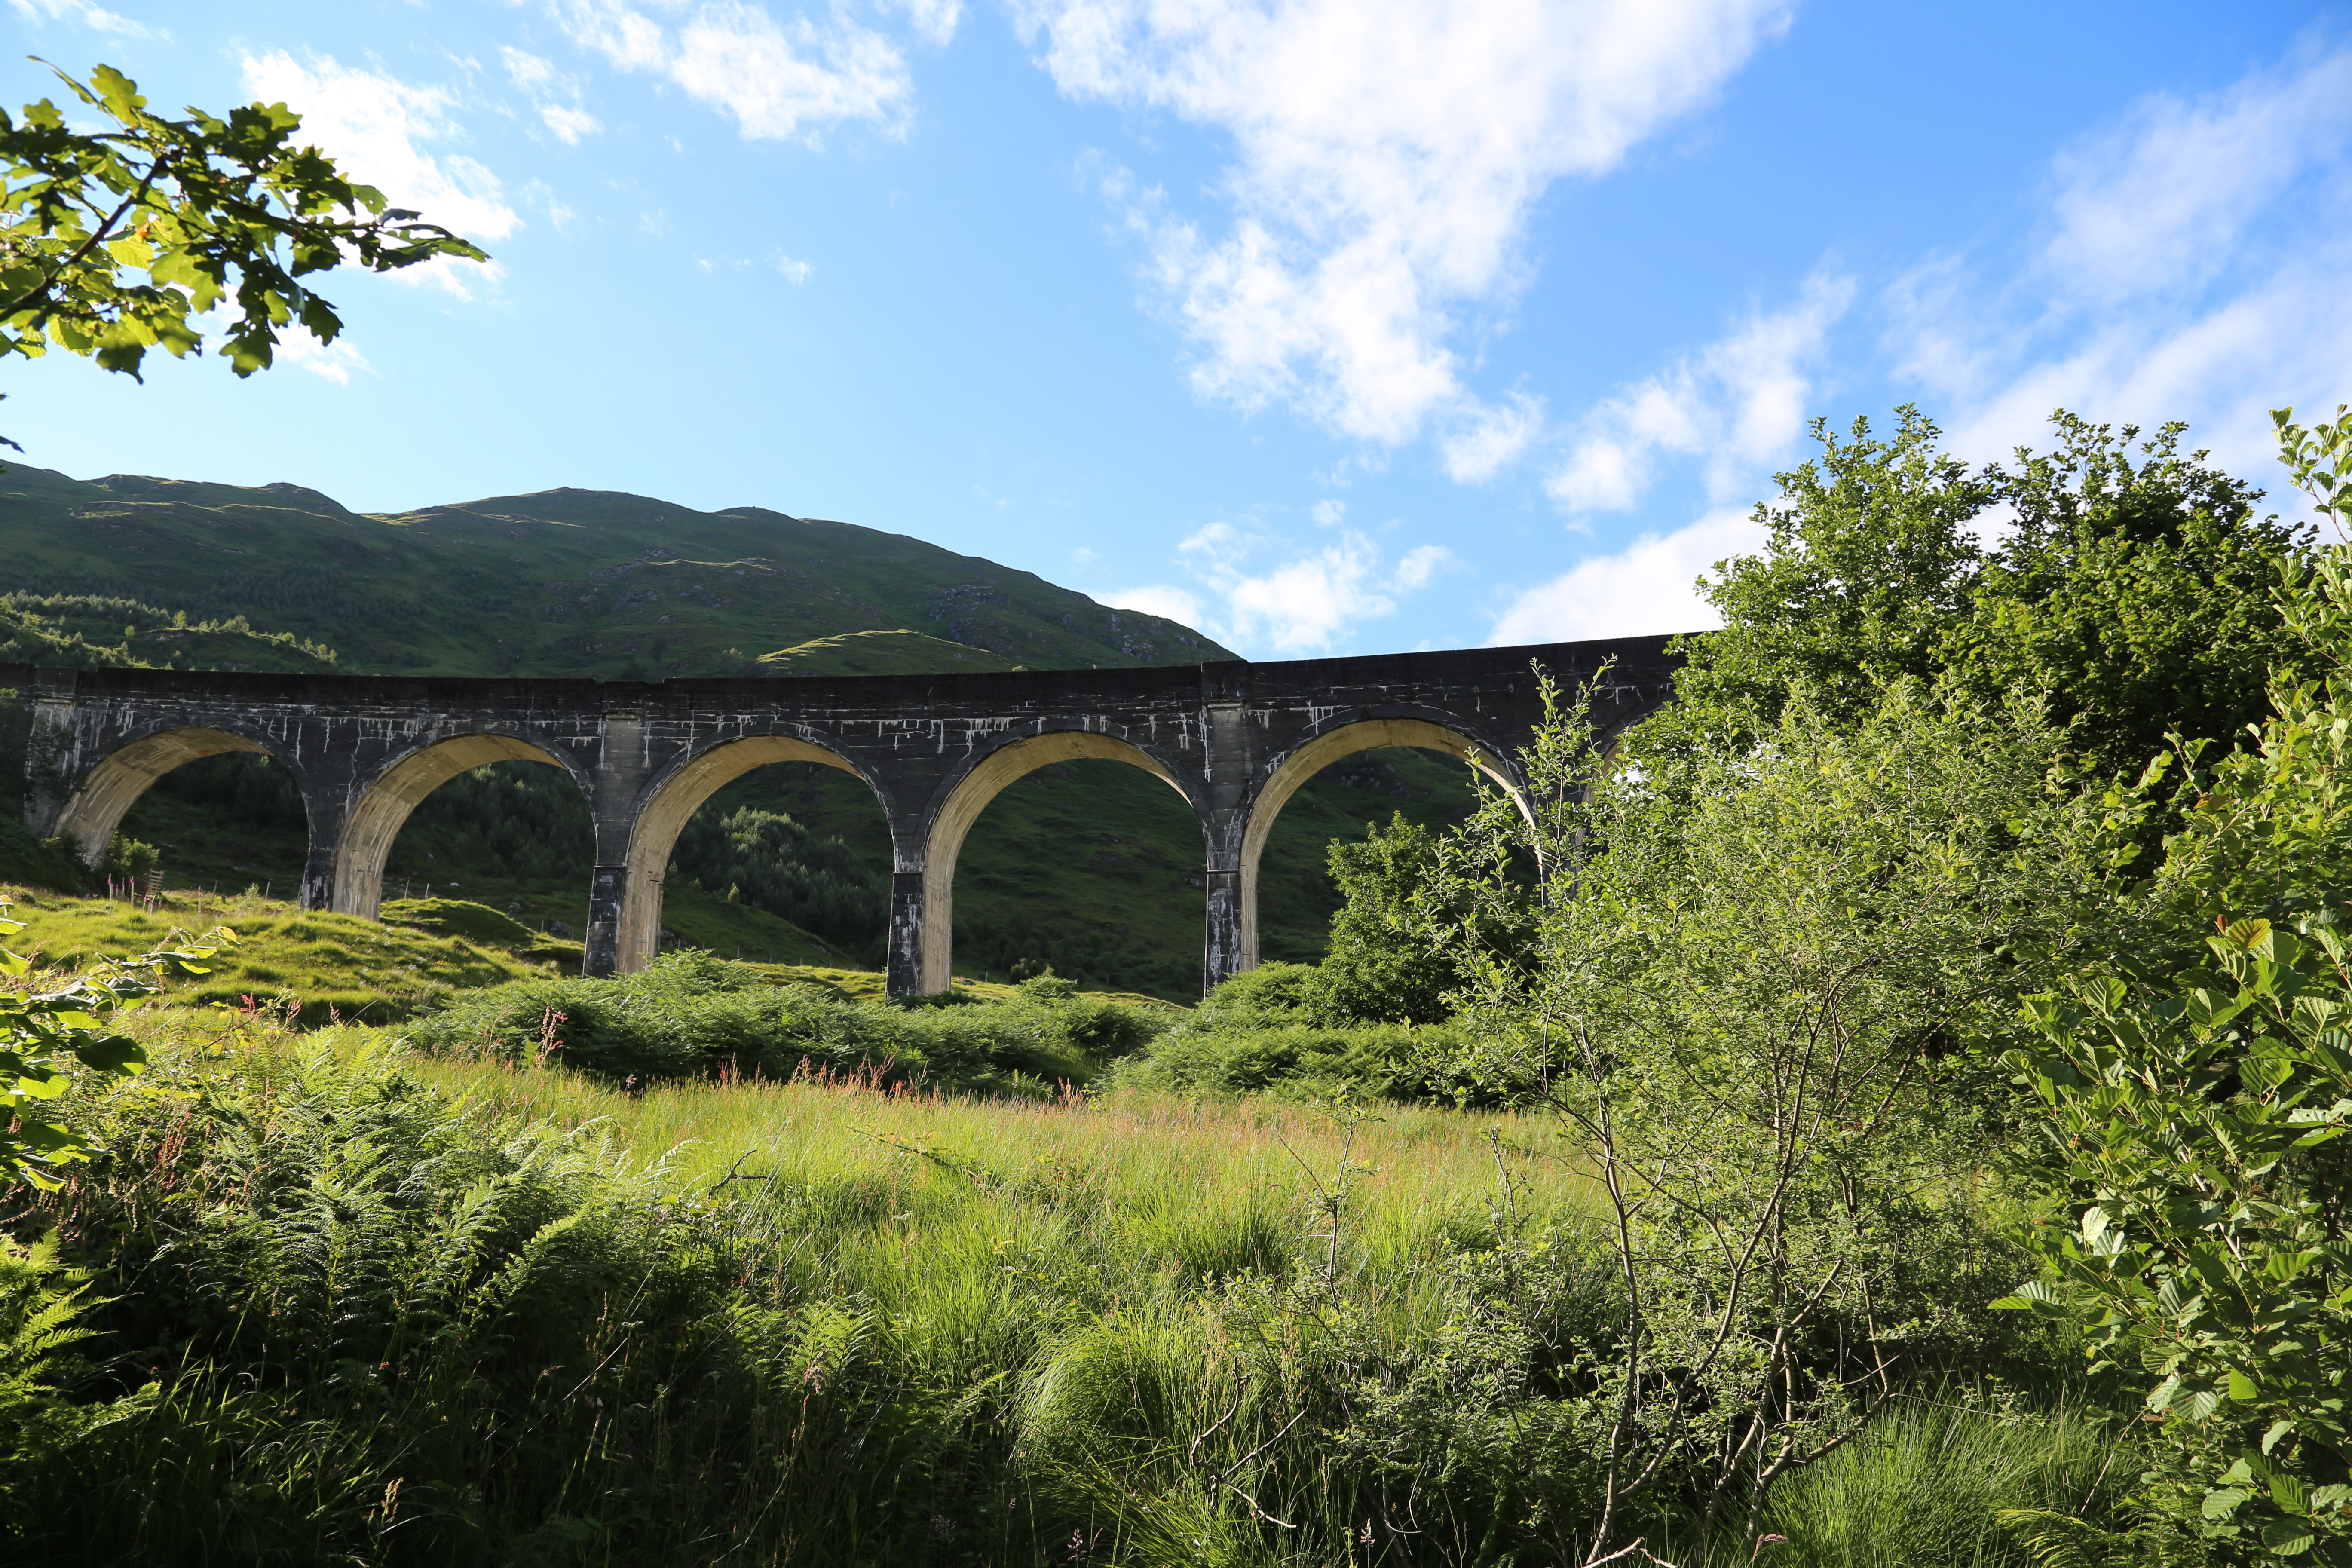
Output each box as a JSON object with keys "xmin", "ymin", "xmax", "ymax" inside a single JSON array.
[{"xmin": 0, "ymin": 468, "xmax": 1231, "ymax": 678}]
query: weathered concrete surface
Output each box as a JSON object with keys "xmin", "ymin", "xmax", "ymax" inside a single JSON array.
[{"xmin": 6, "ymin": 634, "xmax": 1678, "ymax": 995}]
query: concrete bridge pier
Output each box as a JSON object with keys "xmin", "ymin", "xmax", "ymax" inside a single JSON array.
[
  {"xmin": 295, "ymin": 785, "xmax": 349, "ymax": 913},
  {"xmin": 583, "ymin": 865, "xmax": 627, "ymax": 978},
  {"xmin": 885, "ymin": 869, "xmax": 928, "ymax": 998}
]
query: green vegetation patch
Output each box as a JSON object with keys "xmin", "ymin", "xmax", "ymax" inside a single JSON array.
[
  {"xmin": 0, "ymin": 890, "xmax": 541, "ymax": 1023},
  {"xmin": 403, "ymin": 954, "xmax": 1172, "ymax": 1094},
  {"xmin": 379, "ymin": 896, "xmax": 540, "ymax": 947},
  {"xmin": 755, "ymin": 627, "xmax": 1026, "ymax": 677}
]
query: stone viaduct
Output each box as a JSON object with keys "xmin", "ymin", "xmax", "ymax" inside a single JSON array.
[{"xmin": 6, "ymin": 635, "xmax": 1678, "ymax": 996}]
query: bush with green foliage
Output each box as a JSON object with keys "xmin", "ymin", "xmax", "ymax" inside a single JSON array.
[
  {"xmin": 404, "ymin": 951, "xmax": 1170, "ymax": 1094},
  {"xmin": 1106, "ymin": 962, "xmax": 1534, "ymax": 1104},
  {"xmin": 1402, "ymin": 671, "xmax": 2098, "ymax": 1553},
  {"xmin": 1994, "ymin": 416, "xmax": 2352, "ymax": 1564},
  {"xmin": 1313, "ymin": 813, "xmax": 1530, "ymax": 1025}
]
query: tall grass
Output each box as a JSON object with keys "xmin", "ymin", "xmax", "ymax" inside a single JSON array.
[
  {"xmin": 1674, "ymin": 1397, "xmax": 2135, "ymax": 1568},
  {"xmin": 0, "ymin": 1004, "xmax": 2132, "ymax": 1567},
  {"xmin": 5, "ymin": 1020, "xmax": 1620, "ymax": 1565}
]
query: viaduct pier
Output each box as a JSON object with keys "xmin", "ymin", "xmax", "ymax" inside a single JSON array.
[{"xmin": 9, "ymin": 635, "xmax": 1678, "ymax": 996}]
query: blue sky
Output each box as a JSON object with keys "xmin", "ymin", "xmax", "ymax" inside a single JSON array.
[{"xmin": 6, "ymin": 0, "xmax": 2350, "ymax": 659}]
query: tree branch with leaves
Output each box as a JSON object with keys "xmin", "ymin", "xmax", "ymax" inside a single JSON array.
[{"xmin": 0, "ymin": 58, "xmax": 488, "ymax": 448}]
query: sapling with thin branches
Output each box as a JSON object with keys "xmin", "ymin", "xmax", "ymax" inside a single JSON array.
[{"xmin": 1412, "ymin": 669, "xmax": 2101, "ymax": 1561}]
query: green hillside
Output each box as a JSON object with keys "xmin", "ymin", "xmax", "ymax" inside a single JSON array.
[{"xmin": 0, "ymin": 466, "xmax": 1230, "ymax": 678}]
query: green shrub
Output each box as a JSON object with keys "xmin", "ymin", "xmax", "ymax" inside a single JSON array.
[
  {"xmin": 1315, "ymin": 815, "xmax": 1531, "ymax": 1024},
  {"xmin": 403, "ymin": 949, "xmax": 1173, "ymax": 1093},
  {"xmin": 0, "ymin": 819, "xmax": 85, "ymax": 893},
  {"xmin": 1112, "ymin": 962, "xmax": 1528, "ymax": 1104},
  {"xmin": 1106, "ymin": 1018, "xmax": 1457, "ymax": 1101}
]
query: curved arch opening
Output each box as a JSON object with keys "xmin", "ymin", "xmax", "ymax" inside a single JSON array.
[
  {"xmin": 336, "ymin": 735, "xmax": 576, "ymax": 919},
  {"xmin": 618, "ymin": 737, "xmax": 881, "ymax": 973},
  {"xmin": 117, "ymin": 750, "xmax": 309, "ymax": 898},
  {"xmin": 1240, "ymin": 719, "xmax": 1529, "ymax": 971},
  {"xmin": 54, "ymin": 727, "xmax": 271, "ymax": 867},
  {"xmin": 919, "ymin": 732, "xmax": 1198, "ymax": 996}
]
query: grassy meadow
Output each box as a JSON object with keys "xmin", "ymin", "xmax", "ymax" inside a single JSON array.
[{"xmin": 0, "ymin": 995, "xmax": 2122, "ymax": 1568}]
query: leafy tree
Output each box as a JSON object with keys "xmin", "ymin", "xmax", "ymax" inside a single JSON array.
[
  {"xmin": 2277, "ymin": 402, "xmax": 2352, "ymax": 542},
  {"xmin": 1413, "ymin": 672, "xmax": 2098, "ymax": 1556},
  {"xmin": 1952, "ymin": 414, "xmax": 2306, "ymax": 781},
  {"xmin": 1675, "ymin": 405, "xmax": 1992, "ymax": 731},
  {"xmin": 1308, "ymin": 812, "xmax": 1528, "ymax": 1024},
  {"xmin": 1999, "ymin": 410, "xmax": 2352, "ymax": 1563},
  {"xmin": 1673, "ymin": 406, "xmax": 2307, "ymax": 781},
  {"xmin": 1, "ymin": 59, "xmax": 487, "ymax": 444}
]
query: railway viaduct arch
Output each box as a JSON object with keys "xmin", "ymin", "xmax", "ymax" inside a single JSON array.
[{"xmin": 8, "ymin": 636, "xmax": 1676, "ymax": 997}]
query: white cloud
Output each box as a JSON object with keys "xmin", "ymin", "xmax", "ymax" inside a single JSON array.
[
  {"xmin": 539, "ymin": 104, "xmax": 603, "ymax": 143},
  {"xmin": 549, "ymin": 0, "xmax": 918, "ymax": 143},
  {"xmin": 774, "ymin": 251, "xmax": 815, "ymax": 284},
  {"xmin": 1173, "ymin": 516, "xmax": 1453, "ymax": 652},
  {"xmin": 1488, "ymin": 506, "xmax": 1756, "ymax": 646},
  {"xmin": 240, "ymin": 53, "xmax": 518, "ymax": 297},
  {"xmin": 1501, "ymin": 39, "xmax": 2352, "ymax": 655},
  {"xmin": 2043, "ymin": 41, "xmax": 2352, "ymax": 304},
  {"xmin": 1442, "ymin": 390, "xmax": 1547, "ymax": 483},
  {"xmin": 1100, "ymin": 583, "xmax": 1204, "ymax": 625},
  {"xmin": 272, "ymin": 333, "xmax": 372, "ymax": 386},
  {"xmin": 1547, "ymin": 272, "xmax": 1851, "ymax": 515},
  {"xmin": 524, "ymin": 178, "xmax": 582, "ymax": 235},
  {"xmin": 1392, "ymin": 542, "xmax": 1454, "ymax": 591},
  {"xmin": 1019, "ymin": 0, "xmax": 1792, "ymax": 446},
  {"xmin": 1887, "ymin": 40, "xmax": 2352, "ymax": 481},
  {"xmin": 7, "ymin": 0, "xmax": 164, "ymax": 38},
  {"xmin": 881, "ymin": 0, "xmax": 961, "ymax": 47},
  {"xmin": 502, "ymin": 46, "xmax": 560, "ymax": 93},
  {"xmin": 503, "ymin": 46, "xmax": 604, "ymax": 143}
]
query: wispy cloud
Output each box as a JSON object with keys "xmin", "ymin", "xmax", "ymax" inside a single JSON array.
[
  {"xmin": 1441, "ymin": 390, "xmax": 1547, "ymax": 484},
  {"xmin": 547, "ymin": 0, "xmax": 924, "ymax": 143},
  {"xmin": 272, "ymin": 332, "xmax": 372, "ymax": 386},
  {"xmin": 1163, "ymin": 507, "xmax": 1458, "ymax": 653},
  {"xmin": 1494, "ymin": 37, "xmax": 2352, "ymax": 655},
  {"xmin": 240, "ymin": 52, "xmax": 519, "ymax": 297},
  {"xmin": 881, "ymin": 0, "xmax": 960, "ymax": 48},
  {"xmin": 1020, "ymin": 0, "xmax": 1792, "ymax": 450},
  {"xmin": 1547, "ymin": 272, "xmax": 1851, "ymax": 515},
  {"xmin": 502, "ymin": 46, "xmax": 604, "ymax": 144},
  {"xmin": 1890, "ymin": 37, "xmax": 2352, "ymax": 478},
  {"xmin": 6, "ymin": 0, "xmax": 165, "ymax": 40},
  {"xmin": 1099, "ymin": 583, "xmax": 1204, "ymax": 627}
]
